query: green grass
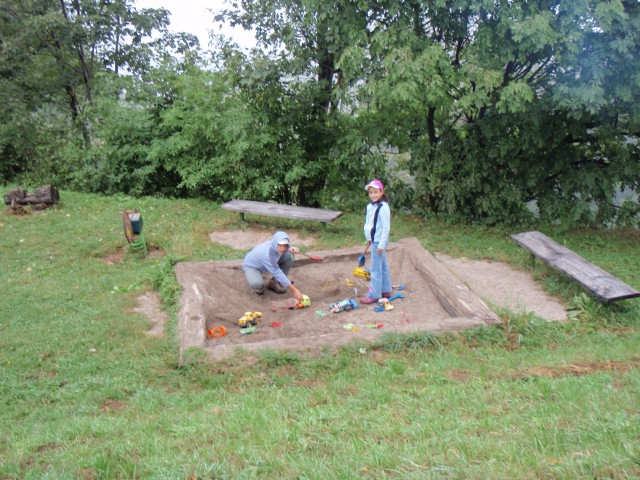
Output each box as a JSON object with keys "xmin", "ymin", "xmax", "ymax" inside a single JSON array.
[{"xmin": 1, "ymin": 190, "xmax": 638, "ymax": 479}]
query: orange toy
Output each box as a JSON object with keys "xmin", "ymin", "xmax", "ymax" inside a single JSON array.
[{"xmin": 207, "ymin": 326, "xmax": 227, "ymax": 338}]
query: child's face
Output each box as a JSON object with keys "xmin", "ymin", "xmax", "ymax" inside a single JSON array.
[{"xmin": 368, "ymin": 187, "xmax": 383, "ymax": 202}]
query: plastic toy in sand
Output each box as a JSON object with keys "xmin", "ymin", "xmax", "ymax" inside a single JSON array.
[
  {"xmin": 238, "ymin": 311, "xmax": 262, "ymax": 328},
  {"xmin": 374, "ymin": 298, "xmax": 394, "ymax": 312},
  {"xmin": 271, "ymin": 295, "xmax": 311, "ymax": 312},
  {"xmin": 387, "ymin": 293, "xmax": 405, "ymax": 301},
  {"xmin": 352, "ymin": 267, "xmax": 371, "ymax": 280},
  {"xmin": 343, "ymin": 323, "xmax": 383, "ymax": 331},
  {"xmin": 373, "ymin": 293, "xmax": 405, "ymax": 312},
  {"xmin": 207, "ymin": 325, "xmax": 227, "ymax": 338},
  {"xmin": 296, "ymin": 295, "xmax": 311, "ymax": 309},
  {"xmin": 329, "ymin": 298, "xmax": 359, "ymax": 313}
]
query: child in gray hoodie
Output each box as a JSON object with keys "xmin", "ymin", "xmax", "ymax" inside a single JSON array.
[{"xmin": 242, "ymin": 230, "xmax": 305, "ymax": 299}]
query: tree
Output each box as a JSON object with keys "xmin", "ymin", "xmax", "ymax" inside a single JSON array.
[
  {"xmin": 338, "ymin": 0, "xmax": 640, "ymax": 225},
  {"xmin": 0, "ymin": 0, "xmax": 197, "ymax": 182},
  {"xmin": 216, "ymin": 0, "xmax": 380, "ymax": 207}
]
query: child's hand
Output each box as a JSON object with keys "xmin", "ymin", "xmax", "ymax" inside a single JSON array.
[
  {"xmin": 290, "ymin": 284, "xmax": 303, "ymax": 300},
  {"xmin": 377, "ymin": 248, "xmax": 384, "ymax": 254},
  {"xmin": 290, "ymin": 246, "xmax": 300, "ymax": 254}
]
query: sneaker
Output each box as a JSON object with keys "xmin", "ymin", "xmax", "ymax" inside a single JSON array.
[
  {"xmin": 267, "ymin": 279, "xmax": 286, "ymax": 294},
  {"xmin": 381, "ymin": 292, "xmax": 391, "ymax": 298},
  {"xmin": 360, "ymin": 296, "xmax": 378, "ymax": 304},
  {"xmin": 254, "ymin": 287, "xmax": 264, "ymax": 296}
]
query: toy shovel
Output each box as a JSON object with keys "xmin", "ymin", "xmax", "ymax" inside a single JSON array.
[{"xmin": 358, "ymin": 243, "xmax": 370, "ymax": 267}]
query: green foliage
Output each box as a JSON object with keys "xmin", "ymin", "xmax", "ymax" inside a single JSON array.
[
  {"xmin": 374, "ymin": 331, "xmax": 448, "ymax": 354},
  {"xmin": 179, "ymin": 347, "xmax": 209, "ymax": 368},
  {"xmin": 149, "ymin": 56, "xmax": 310, "ymax": 202},
  {"xmin": 258, "ymin": 349, "xmax": 302, "ymax": 367},
  {"xmin": 339, "ymin": 0, "xmax": 640, "ymax": 225},
  {"xmin": 213, "ymin": 0, "xmax": 377, "ymax": 207},
  {"xmin": 2, "ymin": 0, "xmax": 639, "ymax": 227},
  {"xmin": 0, "ymin": 0, "xmax": 197, "ymax": 185},
  {"xmin": 151, "ymin": 254, "xmax": 182, "ymax": 307}
]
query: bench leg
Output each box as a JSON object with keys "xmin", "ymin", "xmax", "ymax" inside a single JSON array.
[
  {"xmin": 322, "ymin": 222, "xmax": 327, "ymax": 231},
  {"xmin": 239, "ymin": 212, "xmax": 245, "ymax": 222}
]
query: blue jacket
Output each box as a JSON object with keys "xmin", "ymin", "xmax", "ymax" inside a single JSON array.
[
  {"xmin": 364, "ymin": 201, "xmax": 390, "ymax": 250},
  {"xmin": 242, "ymin": 231, "xmax": 292, "ymax": 288}
]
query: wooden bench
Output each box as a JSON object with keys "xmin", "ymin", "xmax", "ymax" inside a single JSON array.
[
  {"xmin": 510, "ymin": 231, "xmax": 640, "ymax": 302},
  {"xmin": 221, "ymin": 199, "xmax": 343, "ymax": 229}
]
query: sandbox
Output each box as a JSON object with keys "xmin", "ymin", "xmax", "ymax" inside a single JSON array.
[{"xmin": 175, "ymin": 237, "xmax": 501, "ymax": 362}]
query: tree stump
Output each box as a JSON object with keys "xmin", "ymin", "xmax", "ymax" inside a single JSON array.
[
  {"xmin": 4, "ymin": 188, "xmax": 27, "ymax": 205},
  {"xmin": 4, "ymin": 185, "xmax": 60, "ymax": 212}
]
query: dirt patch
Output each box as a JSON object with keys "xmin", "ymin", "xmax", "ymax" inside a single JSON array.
[
  {"xmin": 101, "ymin": 244, "xmax": 166, "ymax": 265},
  {"xmin": 102, "ymin": 248, "xmax": 127, "ymax": 265},
  {"xmin": 435, "ymin": 254, "xmax": 567, "ymax": 322},
  {"xmin": 99, "ymin": 399, "xmax": 127, "ymax": 412},
  {"xmin": 133, "ymin": 291, "xmax": 167, "ymax": 336},
  {"xmin": 509, "ymin": 359, "xmax": 640, "ymax": 380},
  {"xmin": 173, "ymin": 230, "xmax": 569, "ymax": 362}
]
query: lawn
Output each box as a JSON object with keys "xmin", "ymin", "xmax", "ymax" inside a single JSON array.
[{"xmin": 1, "ymin": 189, "xmax": 638, "ymax": 479}]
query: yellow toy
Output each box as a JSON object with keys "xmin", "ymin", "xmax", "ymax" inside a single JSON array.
[
  {"xmin": 353, "ymin": 267, "xmax": 371, "ymax": 280},
  {"xmin": 295, "ymin": 295, "xmax": 311, "ymax": 309},
  {"xmin": 238, "ymin": 311, "xmax": 263, "ymax": 328},
  {"xmin": 378, "ymin": 298, "xmax": 394, "ymax": 311}
]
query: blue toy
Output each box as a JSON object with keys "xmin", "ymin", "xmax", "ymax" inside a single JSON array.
[{"xmin": 329, "ymin": 298, "xmax": 359, "ymax": 313}]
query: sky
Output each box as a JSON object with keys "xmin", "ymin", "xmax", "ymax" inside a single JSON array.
[{"xmin": 134, "ymin": 0, "xmax": 256, "ymax": 50}]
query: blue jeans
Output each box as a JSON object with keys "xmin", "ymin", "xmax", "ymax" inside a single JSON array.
[{"xmin": 369, "ymin": 242, "xmax": 391, "ymax": 298}]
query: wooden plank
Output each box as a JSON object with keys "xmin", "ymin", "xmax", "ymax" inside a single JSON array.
[
  {"xmin": 221, "ymin": 199, "xmax": 343, "ymax": 223},
  {"xmin": 510, "ymin": 231, "xmax": 640, "ymax": 302},
  {"xmin": 400, "ymin": 237, "xmax": 501, "ymax": 326}
]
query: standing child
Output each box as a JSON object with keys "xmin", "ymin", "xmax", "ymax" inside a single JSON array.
[{"xmin": 360, "ymin": 179, "xmax": 392, "ymax": 304}]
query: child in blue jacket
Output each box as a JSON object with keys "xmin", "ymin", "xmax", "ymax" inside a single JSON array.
[{"xmin": 360, "ymin": 179, "xmax": 392, "ymax": 304}]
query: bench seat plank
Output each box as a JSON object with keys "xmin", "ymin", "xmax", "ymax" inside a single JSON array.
[
  {"xmin": 222, "ymin": 199, "xmax": 343, "ymax": 224},
  {"xmin": 511, "ymin": 231, "xmax": 639, "ymax": 302}
]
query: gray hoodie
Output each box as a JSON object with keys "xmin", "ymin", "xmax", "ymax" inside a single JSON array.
[{"xmin": 242, "ymin": 231, "xmax": 291, "ymax": 288}]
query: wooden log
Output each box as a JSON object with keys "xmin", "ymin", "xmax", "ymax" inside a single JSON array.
[
  {"xmin": 3, "ymin": 188, "xmax": 27, "ymax": 205},
  {"xmin": 399, "ymin": 237, "xmax": 501, "ymax": 326},
  {"xmin": 4, "ymin": 185, "xmax": 59, "ymax": 207},
  {"xmin": 23, "ymin": 185, "xmax": 60, "ymax": 205}
]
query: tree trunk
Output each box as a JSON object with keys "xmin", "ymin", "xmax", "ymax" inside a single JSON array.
[{"xmin": 4, "ymin": 185, "xmax": 60, "ymax": 209}]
